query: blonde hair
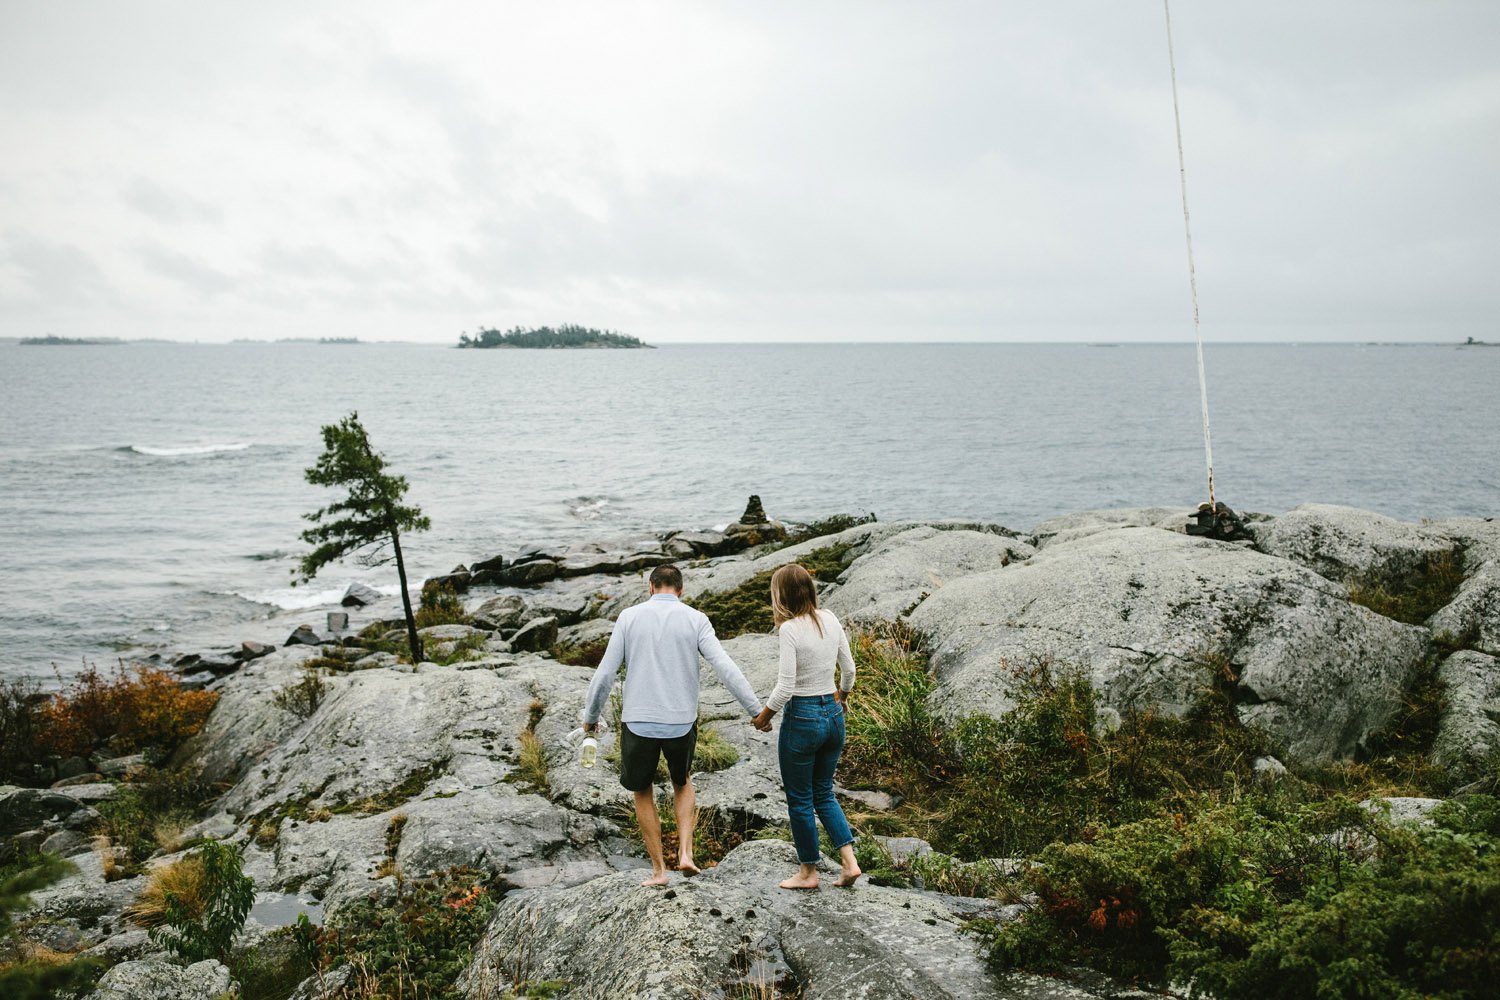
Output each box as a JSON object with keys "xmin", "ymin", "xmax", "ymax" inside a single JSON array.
[{"xmin": 770, "ymin": 563, "xmax": 823, "ymax": 636}]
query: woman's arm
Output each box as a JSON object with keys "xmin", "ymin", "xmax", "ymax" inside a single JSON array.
[
  {"xmin": 836, "ymin": 618, "xmax": 856, "ymax": 693},
  {"xmin": 765, "ymin": 623, "xmax": 800, "ymax": 714}
]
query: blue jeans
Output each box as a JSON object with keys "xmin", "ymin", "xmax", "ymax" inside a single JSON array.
[{"xmin": 778, "ymin": 694, "xmax": 854, "ymax": 864}]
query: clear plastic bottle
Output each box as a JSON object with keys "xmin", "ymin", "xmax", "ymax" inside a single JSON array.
[{"xmin": 580, "ymin": 736, "xmax": 598, "ymax": 769}]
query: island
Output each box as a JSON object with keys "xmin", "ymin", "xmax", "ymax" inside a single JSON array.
[
  {"xmin": 19, "ymin": 334, "xmax": 123, "ymax": 345},
  {"xmin": 457, "ymin": 324, "xmax": 652, "ymax": 349}
]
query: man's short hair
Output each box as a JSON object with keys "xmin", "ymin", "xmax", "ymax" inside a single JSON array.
[{"xmin": 649, "ymin": 564, "xmax": 683, "ymax": 591}]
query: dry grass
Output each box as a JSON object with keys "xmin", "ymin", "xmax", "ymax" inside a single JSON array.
[
  {"xmin": 694, "ymin": 724, "xmax": 740, "ymax": 773},
  {"xmin": 515, "ymin": 731, "xmax": 549, "ymax": 794},
  {"xmin": 124, "ymin": 854, "xmax": 208, "ymax": 928},
  {"xmin": 152, "ymin": 816, "xmax": 193, "ymax": 854}
]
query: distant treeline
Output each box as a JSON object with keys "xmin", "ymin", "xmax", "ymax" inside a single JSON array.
[
  {"xmin": 20, "ymin": 335, "xmax": 123, "ymax": 346},
  {"xmin": 457, "ymin": 325, "xmax": 650, "ymax": 349}
]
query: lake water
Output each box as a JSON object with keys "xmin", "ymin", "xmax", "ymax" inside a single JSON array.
[{"xmin": 2, "ymin": 340, "xmax": 1496, "ymax": 680}]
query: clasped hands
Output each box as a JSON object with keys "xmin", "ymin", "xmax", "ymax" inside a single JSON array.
[{"xmin": 751, "ymin": 691, "xmax": 847, "ymax": 732}]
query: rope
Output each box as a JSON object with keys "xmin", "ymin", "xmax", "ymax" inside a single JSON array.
[{"xmin": 1163, "ymin": 0, "xmax": 1216, "ymax": 511}]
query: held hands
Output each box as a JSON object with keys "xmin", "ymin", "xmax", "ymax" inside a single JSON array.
[
  {"xmin": 834, "ymin": 689, "xmax": 849, "ymax": 712},
  {"xmin": 751, "ymin": 707, "xmax": 775, "ymax": 732}
]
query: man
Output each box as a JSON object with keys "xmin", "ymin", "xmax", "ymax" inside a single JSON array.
[{"xmin": 583, "ymin": 564, "xmax": 764, "ymax": 886}]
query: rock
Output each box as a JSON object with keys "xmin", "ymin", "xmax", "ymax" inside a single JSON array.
[
  {"xmin": 181, "ymin": 811, "xmax": 239, "ymax": 841},
  {"xmin": 463, "ymin": 839, "xmax": 1009, "ymax": 999},
  {"xmin": 1364, "ymin": 796, "xmax": 1444, "ymax": 827},
  {"xmin": 909, "ymin": 526, "xmax": 1431, "ymax": 763},
  {"xmin": 875, "ymin": 836, "xmax": 934, "ymax": 864},
  {"xmin": 57, "ymin": 755, "xmax": 91, "ymax": 780},
  {"xmin": 552, "ymin": 619, "xmax": 615, "ymax": 661},
  {"xmin": 1433, "ymin": 649, "xmax": 1500, "ymax": 777},
  {"xmin": 501, "ymin": 559, "xmax": 560, "ymax": 587},
  {"xmin": 341, "ymin": 581, "xmax": 384, "ymax": 607},
  {"xmin": 285, "ymin": 624, "xmax": 328, "ymax": 647},
  {"xmin": 0, "ymin": 787, "xmax": 101, "ymax": 836},
  {"xmin": 424, "ymin": 565, "xmax": 472, "ymax": 596},
  {"xmin": 86, "ymin": 958, "xmax": 232, "ymax": 1000},
  {"xmin": 41, "ymin": 829, "xmax": 94, "ymax": 857},
  {"xmin": 353, "ymin": 651, "xmax": 400, "ymax": 670},
  {"xmin": 498, "ymin": 860, "xmax": 615, "ymax": 892},
  {"xmin": 667, "ymin": 529, "xmax": 738, "ymax": 557},
  {"xmin": 97, "ymin": 754, "xmax": 147, "ymax": 779},
  {"xmin": 1252, "ymin": 756, "xmax": 1288, "ymax": 786},
  {"xmin": 525, "ymin": 593, "xmax": 589, "ymax": 627},
  {"xmin": 179, "ymin": 671, "xmax": 216, "ymax": 690},
  {"xmin": 25, "ymin": 850, "xmax": 146, "ymax": 927},
  {"xmin": 241, "ymin": 639, "xmax": 275, "ymax": 660},
  {"xmin": 740, "ymin": 495, "xmax": 769, "ymax": 523},
  {"xmin": 471, "ymin": 594, "xmax": 527, "ymax": 632},
  {"xmin": 52, "ymin": 772, "xmax": 105, "ymax": 788},
  {"xmin": 78, "ymin": 928, "xmax": 154, "ymax": 963},
  {"xmin": 1029, "ymin": 506, "xmax": 1195, "ymax": 549},
  {"xmin": 196, "ymin": 653, "xmax": 241, "ymax": 676},
  {"xmin": 418, "ymin": 623, "xmax": 483, "ymax": 642},
  {"xmin": 508, "ymin": 616, "xmax": 559, "ymax": 653},
  {"xmin": 837, "ymin": 786, "xmax": 900, "ymax": 811},
  {"xmin": 288, "ymin": 965, "xmax": 352, "ymax": 1000},
  {"xmin": 825, "ymin": 525, "xmax": 1036, "ymax": 622},
  {"xmin": 53, "ymin": 782, "xmax": 120, "ymax": 804},
  {"xmin": 1249, "ymin": 503, "xmax": 1459, "ymax": 590}
]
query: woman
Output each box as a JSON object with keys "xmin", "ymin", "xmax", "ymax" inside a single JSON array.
[{"xmin": 751, "ymin": 563, "xmax": 862, "ymax": 889}]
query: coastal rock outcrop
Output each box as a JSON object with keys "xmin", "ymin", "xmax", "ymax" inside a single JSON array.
[
  {"xmin": 86, "ymin": 958, "xmax": 232, "ymax": 1000},
  {"xmin": 908, "ymin": 525, "xmax": 1431, "ymax": 762},
  {"xmin": 824, "ymin": 525, "xmax": 1036, "ymax": 622},
  {"xmin": 1248, "ymin": 503, "xmax": 1459, "ymax": 589}
]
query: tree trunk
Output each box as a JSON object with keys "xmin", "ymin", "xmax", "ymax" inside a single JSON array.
[{"xmin": 391, "ymin": 527, "xmax": 423, "ymax": 663}]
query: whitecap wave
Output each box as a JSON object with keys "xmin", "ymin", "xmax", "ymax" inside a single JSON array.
[
  {"xmin": 568, "ymin": 496, "xmax": 612, "ymax": 521},
  {"xmin": 226, "ymin": 581, "xmax": 404, "ymax": 611},
  {"xmin": 127, "ymin": 442, "xmax": 252, "ymax": 457}
]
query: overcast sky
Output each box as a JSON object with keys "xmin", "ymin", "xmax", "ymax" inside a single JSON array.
[{"xmin": 1, "ymin": 2, "xmax": 1496, "ymax": 343}]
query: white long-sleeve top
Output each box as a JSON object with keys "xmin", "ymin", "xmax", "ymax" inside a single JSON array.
[{"xmin": 766, "ymin": 609, "xmax": 856, "ymax": 713}]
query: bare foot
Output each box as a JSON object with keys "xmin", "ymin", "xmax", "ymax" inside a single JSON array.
[
  {"xmin": 779, "ymin": 874, "xmax": 820, "ymax": 890},
  {"xmin": 641, "ymin": 870, "xmax": 671, "ymax": 887},
  {"xmin": 835, "ymin": 866, "xmax": 863, "ymax": 887},
  {"xmin": 677, "ymin": 859, "xmax": 701, "ymax": 877}
]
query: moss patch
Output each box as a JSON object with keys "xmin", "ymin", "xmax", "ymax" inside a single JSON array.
[
  {"xmin": 689, "ymin": 541, "xmax": 855, "ymax": 639},
  {"xmin": 1346, "ymin": 548, "xmax": 1466, "ymax": 624}
]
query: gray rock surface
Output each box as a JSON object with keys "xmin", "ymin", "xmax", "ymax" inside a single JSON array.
[
  {"xmin": 826, "ymin": 525, "xmax": 1036, "ymax": 622},
  {"xmin": 0, "ymin": 786, "xmax": 100, "ymax": 836},
  {"xmin": 86, "ymin": 958, "xmax": 232, "ymax": 1000},
  {"xmin": 470, "ymin": 594, "xmax": 527, "ymax": 633},
  {"xmin": 341, "ymin": 581, "xmax": 384, "ymax": 607},
  {"xmin": 1433, "ymin": 649, "xmax": 1500, "ymax": 776},
  {"xmin": 508, "ymin": 616, "xmax": 559, "ymax": 652},
  {"xmin": 1029, "ymin": 506, "xmax": 1195, "ymax": 548},
  {"xmin": 463, "ymin": 839, "xmax": 1010, "ymax": 999},
  {"xmin": 910, "ymin": 526, "xmax": 1431, "ymax": 762},
  {"xmin": 1249, "ymin": 503, "xmax": 1458, "ymax": 588}
]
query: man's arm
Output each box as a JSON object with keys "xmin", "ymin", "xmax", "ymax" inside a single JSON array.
[
  {"xmin": 697, "ymin": 618, "xmax": 763, "ymax": 717},
  {"xmin": 582, "ymin": 619, "xmax": 627, "ymax": 731}
]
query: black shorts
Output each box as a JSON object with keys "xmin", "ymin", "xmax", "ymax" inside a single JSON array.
[{"xmin": 618, "ymin": 722, "xmax": 698, "ymax": 791}]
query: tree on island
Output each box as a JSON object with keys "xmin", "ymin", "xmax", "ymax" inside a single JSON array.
[
  {"xmin": 295, "ymin": 412, "xmax": 430, "ymax": 663},
  {"xmin": 457, "ymin": 323, "xmax": 648, "ymax": 349}
]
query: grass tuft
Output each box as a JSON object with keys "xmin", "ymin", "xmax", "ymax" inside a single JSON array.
[{"xmin": 1346, "ymin": 549, "xmax": 1466, "ymax": 624}]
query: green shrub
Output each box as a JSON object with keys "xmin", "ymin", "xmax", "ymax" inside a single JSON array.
[
  {"xmin": 853, "ymin": 836, "xmax": 1021, "ymax": 900},
  {"xmin": 272, "ymin": 666, "xmax": 329, "ymax": 718},
  {"xmin": 147, "ymin": 840, "xmax": 254, "ymax": 963},
  {"xmin": 0, "ymin": 678, "xmax": 48, "ymax": 785},
  {"xmin": 980, "ymin": 795, "xmax": 1500, "ymax": 998},
  {"xmin": 0, "ymin": 853, "xmax": 103, "ymax": 999},
  {"xmin": 95, "ymin": 766, "xmax": 212, "ymax": 869},
  {"xmin": 840, "ymin": 625, "xmax": 954, "ymax": 791},
  {"xmin": 415, "ymin": 585, "xmax": 471, "ymax": 629},
  {"xmin": 315, "ymin": 867, "xmax": 497, "ymax": 1000}
]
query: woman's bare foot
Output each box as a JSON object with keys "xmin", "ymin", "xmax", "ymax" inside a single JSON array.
[
  {"xmin": 834, "ymin": 865, "xmax": 863, "ymax": 887},
  {"xmin": 677, "ymin": 859, "xmax": 701, "ymax": 877},
  {"xmin": 779, "ymin": 873, "xmax": 820, "ymax": 889},
  {"xmin": 641, "ymin": 869, "xmax": 671, "ymax": 887}
]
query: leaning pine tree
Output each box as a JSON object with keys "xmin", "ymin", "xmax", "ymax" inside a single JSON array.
[{"xmin": 296, "ymin": 412, "xmax": 430, "ymax": 663}]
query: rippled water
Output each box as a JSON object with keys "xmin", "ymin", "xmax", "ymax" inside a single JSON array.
[{"xmin": 2, "ymin": 340, "xmax": 1496, "ymax": 680}]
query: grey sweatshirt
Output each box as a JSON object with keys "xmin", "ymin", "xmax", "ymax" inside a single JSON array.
[{"xmin": 583, "ymin": 594, "xmax": 763, "ymax": 727}]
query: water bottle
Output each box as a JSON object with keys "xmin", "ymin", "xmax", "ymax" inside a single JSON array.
[{"xmin": 580, "ymin": 736, "xmax": 598, "ymax": 769}]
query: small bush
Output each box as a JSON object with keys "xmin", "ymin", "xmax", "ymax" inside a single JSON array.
[
  {"xmin": 551, "ymin": 636, "xmax": 611, "ymax": 668},
  {"xmin": 1346, "ymin": 549, "xmax": 1466, "ymax": 625},
  {"xmin": 143, "ymin": 840, "xmax": 254, "ymax": 963},
  {"xmin": 37, "ymin": 661, "xmax": 218, "ymax": 761},
  {"xmin": 840, "ymin": 625, "xmax": 952, "ymax": 791},
  {"xmin": 94, "ymin": 766, "xmax": 211, "ymax": 869},
  {"xmin": 694, "ymin": 725, "xmax": 739, "ymax": 772},
  {"xmin": 415, "ymin": 585, "xmax": 471, "ymax": 629},
  {"xmin": 981, "ymin": 795, "xmax": 1500, "ymax": 998},
  {"xmin": 853, "ymin": 836, "xmax": 1021, "ymax": 900},
  {"xmin": 272, "ymin": 666, "xmax": 329, "ymax": 718},
  {"xmin": 315, "ymin": 866, "xmax": 497, "ymax": 1000}
]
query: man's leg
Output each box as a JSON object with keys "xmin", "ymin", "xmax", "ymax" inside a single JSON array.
[
  {"xmin": 672, "ymin": 779, "xmax": 699, "ymax": 874},
  {"xmin": 634, "ymin": 788, "xmax": 670, "ymax": 886}
]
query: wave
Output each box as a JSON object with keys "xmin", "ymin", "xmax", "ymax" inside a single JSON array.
[
  {"xmin": 124, "ymin": 442, "xmax": 252, "ymax": 457},
  {"xmin": 568, "ymin": 495, "xmax": 613, "ymax": 521},
  {"xmin": 225, "ymin": 580, "xmax": 405, "ymax": 611}
]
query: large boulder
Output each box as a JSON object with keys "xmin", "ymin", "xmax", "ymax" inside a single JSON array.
[
  {"xmin": 463, "ymin": 838, "xmax": 1030, "ymax": 1000},
  {"xmin": 340, "ymin": 581, "xmax": 384, "ymax": 607},
  {"xmin": 86, "ymin": 959, "xmax": 232, "ymax": 1000},
  {"xmin": 1433, "ymin": 650, "xmax": 1500, "ymax": 778},
  {"xmin": 910, "ymin": 526, "xmax": 1431, "ymax": 763},
  {"xmin": 508, "ymin": 616, "xmax": 559, "ymax": 652},
  {"xmin": 1248, "ymin": 503, "xmax": 1459, "ymax": 589},
  {"xmin": 1427, "ymin": 517, "xmax": 1500, "ymax": 655},
  {"xmin": 0, "ymin": 787, "xmax": 100, "ymax": 836},
  {"xmin": 825, "ymin": 526, "xmax": 1036, "ymax": 622},
  {"xmin": 1029, "ymin": 506, "xmax": 1195, "ymax": 549},
  {"xmin": 471, "ymin": 594, "xmax": 528, "ymax": 633}
]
